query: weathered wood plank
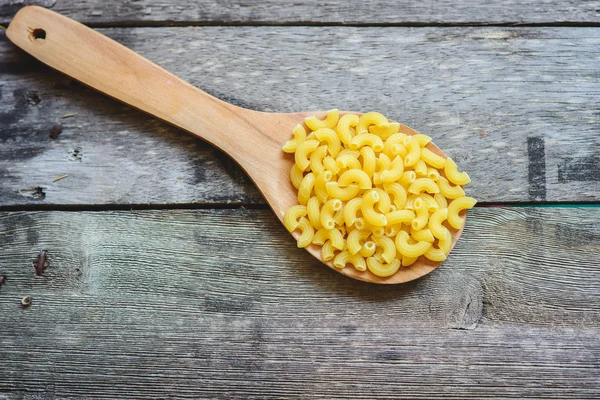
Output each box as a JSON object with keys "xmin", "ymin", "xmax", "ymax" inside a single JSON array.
[
  {"xmin": 1, "ymin": 0, "xmax": 599, "ymax": 25},
  {"xmin": 0, "ymin": 207, "xmax": 598, "ymax": 398},
  {"xmin": 1, "ymin": 27, "xmax": 599, "ymax": 206}
]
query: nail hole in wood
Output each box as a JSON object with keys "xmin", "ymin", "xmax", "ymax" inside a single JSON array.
[{"xmin": 31, "ymin": 28, "xmax": 46, "ymax": 41}]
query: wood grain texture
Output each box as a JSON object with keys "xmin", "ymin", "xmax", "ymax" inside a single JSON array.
[
  {"xmin": 1, "ymin": 26, "xmax": 599, "ymax": 206},
  {"xmin": 1, "ymin": 0, "xmax": 599, "ymax": 25},
  {"xmin": 0, "ymin": 207, "xmax": 598, "ymax": 398}
]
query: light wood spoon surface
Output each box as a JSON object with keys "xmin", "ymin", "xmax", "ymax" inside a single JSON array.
[{"xmin": 7, "ymin": 6, "xmax": 467, "ymax": 284}]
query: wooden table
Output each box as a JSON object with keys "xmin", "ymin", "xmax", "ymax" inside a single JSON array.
[{"xmin": 1, "ymin": 1, "xmax": 599, "ymax": 398}]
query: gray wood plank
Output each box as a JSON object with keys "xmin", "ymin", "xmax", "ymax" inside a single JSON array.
[
  {"xmin": 0, "ymin": 208, "xmax": 599, "ymax": 398},
  {"xmin": 1, "ymin": 0, "xmax": 599, "ymax": 25},
  {"xmin": 1, "ymin": 27, "xmax": 599, "ymax": 206}
]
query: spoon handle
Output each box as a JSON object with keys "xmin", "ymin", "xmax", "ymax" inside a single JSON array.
[{"xmin": 6, "ymin": 6, "xmax": 253, "ymax": 155}]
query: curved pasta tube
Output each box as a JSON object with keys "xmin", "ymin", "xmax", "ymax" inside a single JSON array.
[
  {"xmin": 323, "ymin": 156, "xmax": 340, "ymax": 174},
  {"xmin": 349, "ymin": 134, "xmax": 384, "ymax": 152},
  {"xmin": 428, "ymin": 208, "xmax": 449, "ymax": 240},
  {"xmin": 310, "ymin": 145, "xmax": 328, "ymax": 174},
  {"xmin": 320, "ymin": 199, "xmax": 343, "ymax": 230},
  {"xmin": 410, "ymin": 227, "xmax": 434, "ymax": 243},
  {"xmin": 367, "ymin": 257, "xmax": 401, "ymax": 277},
  {"xmin": 314, "ymin": 170, "xmax": 332, "ymax": 203},
  {"xmin": 336, "ymin": 114, "xmax": 359, "ymax": 144},
  {"xmin": 282, "ymin": 124, "xmax": 307, "ymax": 153},
  {"xmin": 306, "ymin": 196, "xmax": 322, "ymax": 230},
  {"xmin": 283, "ymin": 205, "xmax": 307, "ymax": 232},
  {"xmin": 403, "ymin": 136, "xmax": 421, "ymax": 167},
  {"xmin": 395, "ymin": 230, "xmax": 431, "ymax": 258},
  {"xmin": 384, "ymin": 183, "xmax": 407, "ymax": 210},
  {"xmin": 408, "ymin": 178, "xmax": 440, "ymax": 194},
  {"xmin": 325, "ymin": 182, "xmax": 360, "ymax": 201},
  {"xmin": 437, "ymin": 177, "xmax": 465, "ymax": 199},
  {"xmin": 438, "ymin": 229, "xmax": 453, "ymax": 254},
  {"xmin": 416, "ymin": 194, "xmax": 439, "ymax": 212},
  {"xmin": 369, "ymin": 122, "xmax": 400, "ymax": 140},
  {"xmin": 314, "ymin": 128, "xmax": 341, "ymax": 158},
  {"xmin": 402, "ymin": 255, "xmax": 418, "ymax": 267},
  {"xmin": 305, "ymin": 109, "xmax": 339, "ymax": 131},
  {"xmin": 298, "ymin": 172, "xmax": 316, "ymax": 205},
  {"xmin": 399, "ymin": 171, "xmax": 416, "ymax": 188},
  {"xmin": 321, "ymin": 240, "xmax": 337, "ymax": 262},
  {"xmin": 295, "ymin": 139, "xmax": 320, "ymax": 171},
  {"xmin": 332, "ymin": 206, "xmax": 345, "ymax": 226},
  {"xmin": 383, "ymin": 133, "xmax": 408, "ymax": 159},
  {"xmin": 359, "ymin": 241, "xmax": 377, "ymax": 258},
  {"xmin": 420, "ymin": 147, "xmax": 446, "ymax": 169},
  {"xmin": 312, "ymin": 227, "xmax": 344, "ymax": 250},
  {"xmin": 343, "ymin": 198, "xmax": 363, "ymax": 227},
  {"xmin": 338, "ymin": 169, "xmax": 372, "ymax": 190},
  {"xmin": 371, "ymin": 188, "xmax": 392, "ymax": 214},
  {"xmin": 434, "ymin": 193, "xmax": 448, "ymax": 209},
  {"xmin": 290, "ymin": 164, "xmax": 304, "ymax": 190},
  {"xmin": 336, "ymin": 153, "xmax": 362, "ymax": 170},
  {"xmin": 333, "ymin": 250, "xmax": 367, "ymax": 271},
  {"xmin": 447, "ymin": 196, "xmax": 477, "ymax": 230},
  {"xmin": 413, "ymin": 133, "xmax": 432, "ymax": 147},
  {"xmin": 295, "ymin": 217, "xmax": 314, "ymax": 248},
  {"xmin": 424, "ymin": 246, "xmax": 446, "ymax": 262},
  {"xmin": 353, "ymin": 218, "xmax": 384, "ymax": 237},
  {"xmin": 380, "ymin": 156, "xmax": 405, "ymax": 184},
  {"xmin": 357, "ymin": 112, "xmax": 389, "ymax": 135},
  {"xmin": 385, "ymin": 210, "xmax": 415, "ymax": 226},
  {"xmin": 414, "ymin": 159, "xmax": 427, "ymax": 177},
  {"xmin": 361, "ymin": 190, "xmax": 387, "ymax": 227},
  {"xmin": 411, "ymin": 198, "xmax": 430, "ymax": 230},
  {"xmin": 377, "ymin": 153, "xmax": 392, "ymax": 171},
  {"xmin": 384, "ymin": 224, "xmax": 402, "ymax": 237},
  {"xmin": 374, "ymin": 236, "xmax": 396, "ymax": 263},
  {"xmin": 360, "ymin": 146, "xmax": 377, "ymax": 178},
  {"xmin": 444, "ymin": 158, "xmax": 471, "ymax": 185},
  {"xmin": 427, "ymin": 167, "xmax": 440, "ymax": 181},
  {"xmin": 347, "ymin": 229, "xmax": 370, "ymax": 255}
]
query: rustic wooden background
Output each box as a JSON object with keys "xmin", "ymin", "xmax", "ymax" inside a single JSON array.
[{"xmin": 1, "ymin": 1, "xmax": 599, "ymax": 399}]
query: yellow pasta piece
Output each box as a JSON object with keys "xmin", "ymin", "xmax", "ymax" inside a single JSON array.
[
  {"xmin": 444, "ymin": 158, "xmax": 471, "ymax": 185},
  {"xmin": 427, "ymin": 167, "xmax": 440, "ymax": 181},
  {"xmin": 377, "ymin": 153, "xmax": 392, "ymax": 171},
  {"xmin": 438, "ymin": 229, "xmax": 453, "ymax": 254},
  {"xmin": 413, "ymin": 133, "xmax": 432, "ymax": 147},
  {"xmin": 295, "ymin": 139, "xmax": 320, "ymax": 171},
  {"xmin": 305, "ymin": 109, "xmax": 339, "ymax": 131},
  {"xmin": 411, "ymin": 198, "xmax": 429, "ymax": 231},
  {"xmin": 424, "ymin": 247, "xmax": 446, "ymax": 262},
  {"xmin": 306, "ymin": 196, "xmax": 322, "ymax": 230},
  {"xmin": 295, "ymin": 217, "xmax": 315, "ymax": 248},
  {"xmin": 353, "ymin": 218, "xmax": 384, "ymax": 237},
  {"xmin": 408, "ymin": 178, "xmax": 440, "ymax": 194},
  {"xmin": 357, "ymin": 112, "xmax": 389, "ymax": 135},
  {"xmin": 312, "ymin": 227, "xmax": 344, "ymax": 250},
  {"xmin": 336, "ymin": 114, "xmax": 359, "ymax": 144},
  {"xmin": 347, "ymin": 229, "xmax": 370, "ymax": 255},
  {"xmin": 283, "ymin": 205, "xmax": 307, "ymax": 232},
  {"xmin": 434, "ymin": 193, "xmax": 448, "ymax": 209},
  {"xmin": 416, "ymin": 194, "xmax": 439, "ymax": 212},
  {"xmin": 399, "ymin": 171, "xmax": 416, "ymax": 188},
  {"xmin": 402, "ymin": 255, "xmax": 418, "ymax": 267},
  {"xmin": 333, "ymin": 250, "xmax": 367, "ymax": 271},
  {"xmin": 290, "ymin": 164, "xmax": 304, "ymax": 190},
  {"xmin": 410, "ymin": 227, "xmax": 435, "ymax": 243},
  {"xmin": 394, "ymin": 231, "xmax": 431, "ymax": 258},
  {"xmin": 321, "ymin": 240, "xmax": 337, "ymax": 261},
  {"xmin": 361, "ymin": 190, "xmax": 387, "ymax": 227},
  {"xmin": 369, "ymin": 122, "xmax": 400, "ymax": 140},
  {"xmin": 367, "ymin": 257, "xmax": 401, "ymax": 277},
  {"xmin": 325, "ymin": 182, "xmax": 360, "ymax": 201},
  {"xmin": 380, "ymin": 156, "xmax": 405, "ymax": 184},
  {"xmin": 314, "ymin": 128, "xmax": 341, "ymax": 158},
  {"xmin": 414, "ymin": 159, "xmax": 428, "ymax": 177},
  {"xmin": 374, "ymin": 236, "xmax": 396, "ymax": 263},
  {"xmin": 359, "ymin": 241, "xmax": 377, "ymax": 258},
  {"xmin": 437, "ymin": 176, "xmax": 465, "ymax": 199},
  {"xmin": 384, "ymin": 224, "xmax": 402, "ymax": 237},
  {"xmin": 349, "ymin": 134, "xmax": 384, "ymax": 152},
  {"xmin": 360, "ymin": 146, "xmax": 377, "ymax": 178},
  {"xmin": 309, "ymin": 145, "xmax": 328, "ymax": 174},
  {"xmin": 332, "ymin": 206, "xmax": 345, "ymax": 226},
  {"xmin": 428, "ymin": 208, "xmax": 449, "ymax": 240},
  {"xmin": 282, "ymin": 124, "xmax": 307, "ymax": 153},
  {"xmin": 323, "ymin": 156, "xmax": 340, "ymax": 174},
  {"xmin": 298, "ymin": 172, "xmax": 316, "ymax": 205},
  {"xmin": 371, "ymin": 188, "xmax": 392, "ymax": 214},
  {"xmin": 420, "ymin": 147, "xmax": 446, "ymax": 169},
  {"xmin": 320, "ymin": 199, "xmax": 342, "ymax": 230},
  {"xmin": 403, "ymin": 136, "xmax": 421, "ymax": 167},
  {"xmin": 343, "ymin": 198, "xmax": 363, "ymax": 227},
  {"xmin": 447, "ymin": 196, "xmax": 477, "ymax": 230},
  {"xmin": 314, "ymin": 170, "xmax": 332, "ymax": 203},
  {"xmin": 383, "ymin": 183, "xmax": 407, "ymax": 210},
  {"xmin": 336, "ymin": 152, "xmax": 362, "ymax": 170},
  {"xmin": 383, "ymin": 133, "xmax": 408, "ymax": 159},
  {"xmin": 385, "ymin": 210, "xmax": 416, "ymax": 226},
  {"xmin": 338, "ymin": 169, "xmax": 372, "ymax": 190}
]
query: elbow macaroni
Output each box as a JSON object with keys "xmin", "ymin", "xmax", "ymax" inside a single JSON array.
[{"xmin": 283, "ymin": 111, "xmax": 475, "ymax": 278}]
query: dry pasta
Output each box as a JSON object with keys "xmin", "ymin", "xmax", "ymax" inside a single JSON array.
[{"xmin": 283, "ymin": 109, "xmax": 475, "ymax": 278}]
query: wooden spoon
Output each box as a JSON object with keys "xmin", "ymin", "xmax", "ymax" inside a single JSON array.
[{"xmin": 6, "ymin": 6, "xmax": 466, "ymax": 284}]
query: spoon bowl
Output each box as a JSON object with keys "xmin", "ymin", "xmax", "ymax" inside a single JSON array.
[{"xmin": 7, "ymin": 6, "xmax": 466, "ymax": 284}]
